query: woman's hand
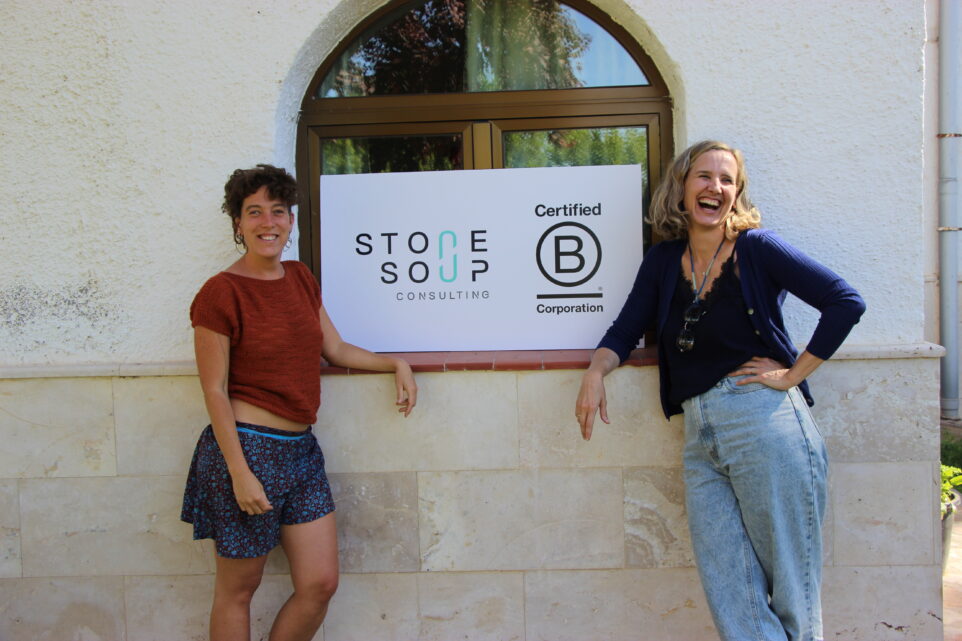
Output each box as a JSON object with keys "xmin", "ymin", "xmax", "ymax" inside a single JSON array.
[
  {"xmin": 575, "ymin": 370, "xmax": 609, "ymax": 441},
  {"xmin": 231, "ymin": 469, "xmax": 273, "ymax": 515},
  {"xmin": 393, "ymin": 358, "xmax": 417, "ymax": 417},
  {"xmin": 730, "ymin": 351, "xmax": 825, "ymax": 391},
  {"xmin": 728, "ymin": 356, "xmax": 794, "ymax": 390}
]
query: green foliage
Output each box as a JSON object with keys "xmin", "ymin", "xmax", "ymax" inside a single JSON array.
[
  {"xmin": 943, "ymin": 434, "xmax": 962, "ymax": 469},
  {"xmin": 942, "ymin": 464, "xmax": 962, "ymax": 516},
  {"xmin": 503, "ymin": 127, "xmax": 649, "ymax": 175},
  {"xmin": 319, "ymin": 0, "xmax": 592, "ymax": 98},
  {"xmin": 321, "ymin": 136, "xmax": 459, "ymax": 175}
]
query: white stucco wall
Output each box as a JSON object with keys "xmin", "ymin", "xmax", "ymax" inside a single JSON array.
[
  {"xmin": 0, "ymin": 2, "xmax": 943, "ymax": 640},
  {"xmin": 0, "ymin": 0, "xmax": 926, "ymax": 366}
]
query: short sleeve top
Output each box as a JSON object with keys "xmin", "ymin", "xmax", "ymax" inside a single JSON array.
[{"xmin": 190, "ymin": 260, "xmax": 324, "ymax": 424}]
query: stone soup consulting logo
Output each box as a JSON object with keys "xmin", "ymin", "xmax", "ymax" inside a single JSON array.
[
  {"xmin": 352, "ymin": 229, "xmax": 491, "ymax": 303},
  {"xmin": 320, "ymin": 166, "xmax": 643, "ymax": 351}
]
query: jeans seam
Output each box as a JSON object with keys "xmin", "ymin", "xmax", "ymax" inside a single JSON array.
[
  {"xmin": 789, "ymin": 387, "xmax": 823, "ymax": 640},
  {"xmin": 743, "ymin": 534, "xmax": 767, "ymax": 641}
]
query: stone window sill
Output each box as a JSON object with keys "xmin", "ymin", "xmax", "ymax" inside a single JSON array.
[
  {"xmin": 319, "ymin": 347, "xmax": 657, "ymax": 375},
  {"xmin": 0, "ymin": 343, "xmax": 938, "ymax": 380}
]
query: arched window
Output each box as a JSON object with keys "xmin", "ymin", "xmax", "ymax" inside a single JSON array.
[{"xmin": 296, "ymin": 0, "xmax": 672, "ymax": 272}]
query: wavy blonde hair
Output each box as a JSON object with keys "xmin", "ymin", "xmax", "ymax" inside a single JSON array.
[{"xmin": 648, "ymin": 140, "xmax": 761, "ymax": 241}]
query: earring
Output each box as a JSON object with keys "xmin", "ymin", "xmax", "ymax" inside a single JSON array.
[
  {"xmin": 285, "ymin": 236, "xmax": 293, "ymax": 250},
  {"xmin": 233, "ymin": 229, "xmax": 247, "ymax": 253}
]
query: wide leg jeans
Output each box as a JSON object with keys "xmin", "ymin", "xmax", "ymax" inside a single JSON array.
[{"xmin": 682, "ymin": 376, "xmax": 828, "ymax": 641}]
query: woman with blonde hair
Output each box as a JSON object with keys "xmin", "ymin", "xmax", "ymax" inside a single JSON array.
[{"xmin": 575, "ymin": 141, "xmax": 864, "ymax": 641}]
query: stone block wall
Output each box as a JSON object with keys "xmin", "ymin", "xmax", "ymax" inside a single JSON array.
[{"xmin": 0, "ymin": 355, "xmax": 943, "ymax": 639}]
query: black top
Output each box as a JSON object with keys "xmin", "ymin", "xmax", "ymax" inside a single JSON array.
[
  {"xmin": 661, "ymin": 256, "xmax": 775, "ymax": 405},
  {"xmin": 599, "ymin": 230, "xmax": 866, "ymax": 417}
]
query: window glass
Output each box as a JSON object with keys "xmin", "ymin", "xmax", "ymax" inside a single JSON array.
[
  {"xmin": 503, "ymin": 126, "xmax": 647, "ymax": 174},
  {"xmin": 502, "ymin": 125, "xmax": 651, "ymax": 244},
  {"xmin": 318, "ymin": 0, "xmax": 647, "ymax": 98},
  {"xmin": 321, "ymin": 135, "xmax": 464, "ymax": 174}
]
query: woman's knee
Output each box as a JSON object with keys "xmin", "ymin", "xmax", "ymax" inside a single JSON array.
[
  {"xmin": 296, "ymin": 568, "xmax": 339, "ymax": 605},
  {"xmin": 214, "ymin": 557, "xmax": 267, "ymax": 603}
]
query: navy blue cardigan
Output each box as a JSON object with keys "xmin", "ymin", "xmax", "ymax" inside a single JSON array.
[{"xmin": 598, "ymin": 229, "xmax": 866, "ymax": 418}]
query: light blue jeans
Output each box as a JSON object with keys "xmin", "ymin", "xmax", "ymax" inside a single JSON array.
[{"xmin": 682, "ymin": 376, "xmax": 828, "ymax": 641}]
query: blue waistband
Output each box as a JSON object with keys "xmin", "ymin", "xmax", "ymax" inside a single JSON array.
[{"xmin": 235, "ymin": 421, "xmax": 311, "ymax": 441}]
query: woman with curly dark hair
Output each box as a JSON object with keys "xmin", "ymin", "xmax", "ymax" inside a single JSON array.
[
  {"xmin": 182, "ymin": 164, "xmax": 417, "ymax": 640},
  {"xmin": 575, "ymin": 141, "xmax": 864, "ymax": 641}
]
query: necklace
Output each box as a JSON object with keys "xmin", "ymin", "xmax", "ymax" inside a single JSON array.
[{"xmin": 687, "ymin": 237, "xmax": 726, "ymax": 301}]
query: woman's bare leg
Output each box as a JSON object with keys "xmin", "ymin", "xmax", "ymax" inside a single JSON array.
[
  {"xmin": 269, "ymin": 512, "xmax": 339, "ymax": 641},
  {"xmin": 211, "ymin": 553, "xmax": 269, "ymax": 641}
]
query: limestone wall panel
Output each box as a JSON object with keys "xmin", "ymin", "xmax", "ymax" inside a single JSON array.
[
  {"xmin": 822, "ymin": 565, "xmax": 942, "ymax": 640},
  {"xmin": 0, "ymin": 480, "xmax": 20, "ymax": 578},
  {"xmin": 417, "ymin": 571, "xmax": 525, "ymax": 641},
  {"xmin": 123, "ymin": 575, "xmax": 214, "ymax": 641},
  {"xmin": 0, "ymin": 377, "xmax": 115, "ymax": 478},
  {"xmin": 809, "ymin": 359, "xmax": 940, "ymax": 463},
  {"xmin": 523, "ymin": 568, "xmax": 717, "ymax": 641},
  {"xmin": 113, "ymin": 376, "xmax": 208, "ymax": 476},
  {"xmin": 20, "ymin": 476, "xmax": 211, "ymax": 577},
  {"xmin": 322, "ymin": 573, "xmax": 419, "ymax": 641},
  {"xmin": 315, "ymin": 372, "xmax": 519, "ymax": 473},
  {"xmin": 518, "ymin": 368, "xmax": 684, "ymax": 468},
  {"xmin": 831, "ymin": 461, "xmax": 937, "ymax": 567},
  {"xmin": 329, "ymin": 472, "xmax": 420, "ymax": 573},
  {"xmin": 624, "ymin": 466, "xmax": 692, "ymax": 568},
  {"xmin": 125, "ymin": 574, "xmax": 322, "ymax": 641},
  {"xmin": 0, "ymin": 576, "xmax": 125, "ymax": 641},
  {"xmin": 419, "ymin": 469, "xmax": 623, "ymax": 571}
]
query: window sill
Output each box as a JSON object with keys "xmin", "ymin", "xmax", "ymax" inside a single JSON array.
[{"xmin": 319, "ymin": 347, "xmax": 657, "ymax": 375}]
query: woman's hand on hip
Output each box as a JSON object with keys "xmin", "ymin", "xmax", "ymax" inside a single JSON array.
[
  {"xmin": 575, "ymin": 370, "xmax": 609, "ymax": 441},
  {"xmin": 231, "ymin": 469, "xmax": 273, "ymax": 515},
  {"xmin": 728, "ymin": 356, "xmax": 795, "ymax": 390}
]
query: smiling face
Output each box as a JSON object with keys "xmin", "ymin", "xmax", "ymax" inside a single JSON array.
[
  {"xmin": 682, "ymin": 149, "xmax": 739, "ymax": 234},
  {"xmin": 235, "ymin": 185, "xmax": 293, "ymax": 261}
]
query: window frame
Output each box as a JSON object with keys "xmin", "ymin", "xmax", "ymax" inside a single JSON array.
[{"xmin": 296, "ymin": 0, "xmax": 671, "ymax": 367}]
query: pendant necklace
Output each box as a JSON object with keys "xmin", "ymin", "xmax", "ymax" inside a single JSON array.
[{"xmin": 687, "ymin": 236, "xmax": 726, "ymax": 301}]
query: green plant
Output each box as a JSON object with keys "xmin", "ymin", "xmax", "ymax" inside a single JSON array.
[
  {"xmin": 943, "ymin": 434, "xmax": 962, "ymax": 469},
  {"xmin": 942, "ymin": 464, "xmax": 962, "ymax": 517}
]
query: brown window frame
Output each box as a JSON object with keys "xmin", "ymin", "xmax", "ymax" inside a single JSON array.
[{"xmin": 296, "ymin": 0, "xmax": 671, "ymax": 372}]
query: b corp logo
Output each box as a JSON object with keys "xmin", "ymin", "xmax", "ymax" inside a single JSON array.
[{"xmin": 535, "ymin": 222, "xmax": 602, "ymax": 287}]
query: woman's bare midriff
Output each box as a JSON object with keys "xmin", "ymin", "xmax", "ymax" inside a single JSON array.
[{"xmin": 230, "ymin": 398, "xmax": 310, "ymax": 432}]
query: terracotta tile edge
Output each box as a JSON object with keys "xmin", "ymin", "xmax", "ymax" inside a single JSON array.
[{"xmin": 319, "ymin": 348, "xmax": 657, "ymax": 375}]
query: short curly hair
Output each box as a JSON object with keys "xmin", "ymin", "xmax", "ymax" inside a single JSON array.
[
  {"xmin": 648, "ymin": 140, "xmax": 761, "ymax": 241},
  {"xmin": 222, "ymin": 164, "xmax": 298, "ymax": 246}
]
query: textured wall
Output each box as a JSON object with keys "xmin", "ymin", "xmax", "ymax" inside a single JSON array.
[
  {"xmin": 0, "ymin": 0, "xmax": 926, "ymax": 365},
  {"xmin": 0, "ymin": 0, "xmax": 941, "ymax": 639},
  {"xmin": 0, "ymin": 359, "xmax": 944, "ymax": 640}
]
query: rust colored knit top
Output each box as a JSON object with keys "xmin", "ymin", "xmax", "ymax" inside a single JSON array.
[{"xmin": 190, "ymin": 260, "xmax": 324, "ymax": 424}]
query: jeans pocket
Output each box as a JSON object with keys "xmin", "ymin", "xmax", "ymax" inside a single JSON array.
[
  {"xmin": 788, "ymin": 385, "xmax": 826, "ymax": 441},
  {"xmin": 723, "ymin": 375, "xmax": 774, "ymax": 395}
]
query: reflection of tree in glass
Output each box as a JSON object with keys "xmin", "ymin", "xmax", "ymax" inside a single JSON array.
[
  {"xmin": 505, "ymin": 127, "xmax": 647, "ymax": 181},
  {"xmin": 319, "ymin": 0, "xmax": 590, "ymax": 97},
  {"xmin": 322, "ymin": 0, "xmax": 466, "ymax": 97},
  {"xmin": 466, "ymin": 0, "xmax": 590, "ymax": 92},
  {"xmin": 322, "ymin": 139, "xmax": 369, "ymax": 175},
  {"xmin": 322, "ymin": 136, "xmax": 462, "ymax": 175}
]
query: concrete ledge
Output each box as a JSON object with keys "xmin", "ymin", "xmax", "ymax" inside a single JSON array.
[
  {"xmin": 0, "ymin": 361, "xmax": 200, "ymax": 380},
  {"xmin": 830, "ymin": 342, "xmax": 945, "ymax": 360}
]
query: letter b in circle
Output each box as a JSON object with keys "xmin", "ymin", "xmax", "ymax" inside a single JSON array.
[{"xmin": 536, "ymin": 222, "xmax": 602, "ymax": 287}]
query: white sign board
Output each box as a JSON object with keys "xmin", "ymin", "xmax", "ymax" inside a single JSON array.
[{"xmin": 320, "ymin": 165, "xmax": 644, "ymax": 351}]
